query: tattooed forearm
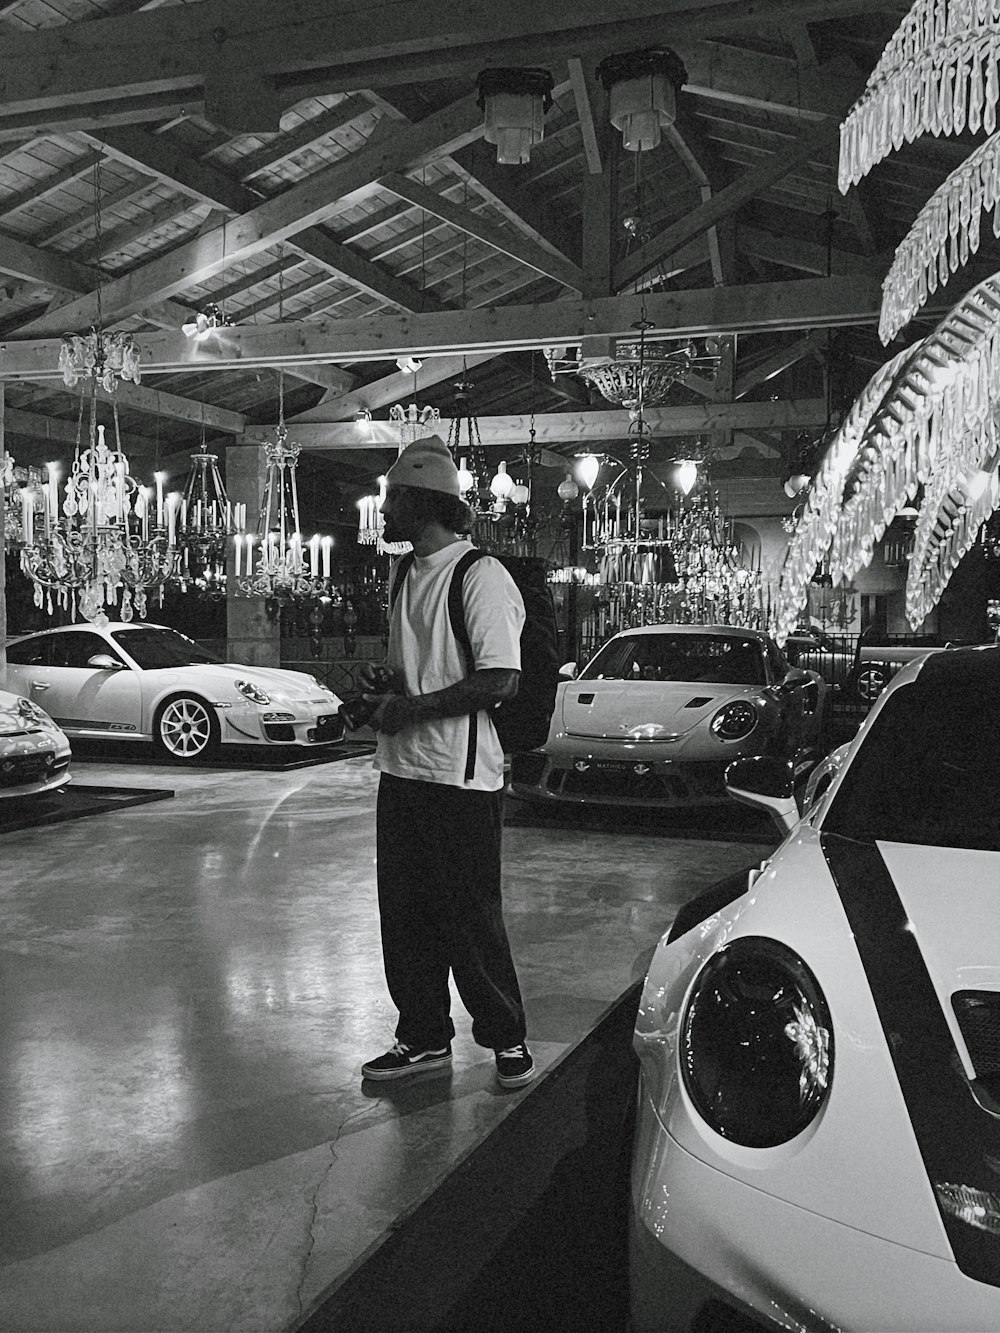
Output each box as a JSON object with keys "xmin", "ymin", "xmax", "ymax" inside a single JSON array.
[{"xmin": 373, "ymin": 668, "xmax": 518, "ymax": 735}]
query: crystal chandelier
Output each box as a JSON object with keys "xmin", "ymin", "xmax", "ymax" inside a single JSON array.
[
  {"xmin": 839, "ymin": 0, "xmax": 1000, "ymax": 344},
  {"xmin": 569, "ymin": 318, "xmax": 763, "ymax": 631},
  {"xmin": 58, "ymin": 162, "xmax": 141, "ymax": 392},
  {"xmin": 544, "ymin": 334, "xmax": 721, "ymax": 407},
  {"xmin": 18, "ymin": 386, "xmax": 176, "ymax": 624},
  {"xmin": 235, "ymin": 373, "xmax": 332, "ymax": 614},
  {"xmin": 172, "ymin": 436, "xmax": 245, "ymax": 599}
]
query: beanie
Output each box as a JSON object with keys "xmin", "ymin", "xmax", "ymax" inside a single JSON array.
[{"xmin": 384, "ymin": 434, "xmax": 460, "ymax": 497}]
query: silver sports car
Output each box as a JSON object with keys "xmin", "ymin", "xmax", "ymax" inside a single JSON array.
[
  {"xmin": 3, "ymin": 622, "xmax": 344, "ymax": 763},
  {"xmin": 509, "ymin": 623, "xmax": 825, "ymax": 808}
]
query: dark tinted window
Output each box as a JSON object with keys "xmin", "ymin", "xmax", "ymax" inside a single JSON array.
[
  {"xmin": 824, "ymin": 660, "xmax": 1000, "ymax": 851},
  {"xmin": 112, "ymin": 627, "xmax": 221, "ymax": 670},
  {"xmin": 50, "ymin": 631, "xmax": 118, "ymax": 669},
  {"xmin": 580, "ymin": 634, "xmax": 766, "ymax": 685},
  {"xmin": 5, "ymin": 635, "xmax": 51, "ymax": 665}
]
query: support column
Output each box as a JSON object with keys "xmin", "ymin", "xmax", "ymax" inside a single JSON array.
[{"xmin": 226, "ymin": 442, "xmax": 279, "ymax": 667}]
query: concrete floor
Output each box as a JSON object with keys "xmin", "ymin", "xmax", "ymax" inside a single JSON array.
[{"xmin": 0, "ymin": 751, "xmax": 774, "ymax": 1333}]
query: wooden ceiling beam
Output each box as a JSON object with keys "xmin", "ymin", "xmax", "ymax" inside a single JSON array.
[
  {"xmin": 0, "ymin": 231, "xmax": 97, "ymax": 293},
  {"xmin": 614, "ymin": 116, "xmax": 843, "ymax": 291},
  {"xmin": 0, "ymin": 276, "xmax": 891, "ymax": 379},
  {"xmin": 17, "ymin": 91, "xmax": 485, "ymax": 337},
  {"xmin": 243, "ymin": 398, "xmax": 833, "ymax": 448},
  {"xmin": 0, "ymin": 0, "xmax": 896, "ymax": 118},
  {"xmin": 733, "ymin": 335, "xmax": 823, "ymax": 399},
  {"xmin": 0, "ymin": 149, "xmax": 105, "ymax": 221},
  {"xmin": 0, "ymin": 93, "xmax": 205, "ymax": 145},
  {"xmin": 378, "ymin": 171, "xmax": 584, "ymax": 292}
]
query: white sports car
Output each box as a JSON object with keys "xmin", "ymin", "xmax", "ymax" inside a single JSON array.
[
  {"xmin": 630, "ymin": 643, "xmax": 1000, "ymax": 1333},
  {"xmin": 3, "ymin": 623, "xmax": 345, "ymax": 764},
  {"xmin": 509, "ymin": 623, "xmax": 825, "ymax": 808},
  {"xmin": 0, "ymin": 687, "xmax": 71, "ymax": 798}
]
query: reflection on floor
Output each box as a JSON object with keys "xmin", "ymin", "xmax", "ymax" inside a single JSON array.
[{"xmin": 0, "ymin": 754, "xmax": 775, "ymax": 1333}]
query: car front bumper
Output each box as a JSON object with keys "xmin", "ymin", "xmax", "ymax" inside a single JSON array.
[
  {"xmin": 630, "ymin": 1081, "xmax": 1000, "ymax": 1333},
  {"xmin": 219, "ymin": 708, "xmax": 345, "ymax": 747},
  {"xmin": 0, "ymin": 741, "xmax": 72, "ymax": 799},
  {"xmin": 509, "ymin": 747, "xmax": 732, "ymax": 807}
]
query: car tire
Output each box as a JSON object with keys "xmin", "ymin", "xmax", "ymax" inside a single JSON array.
[
  {"xmin": 855, "ymin": 665, "xmax": 889, "ymax": 704},
  {"xmin": 153, "ymin": 694, "xmax": 220, "ymax": 763}
]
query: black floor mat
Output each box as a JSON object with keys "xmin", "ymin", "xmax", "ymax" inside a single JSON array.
[
  {"xmin": 0, "ymin": 783, "xmax": 173, "ymax": 834},
  {"xmin": 68, "ymin": 739, "xmax": 376, "ymax": 771}
]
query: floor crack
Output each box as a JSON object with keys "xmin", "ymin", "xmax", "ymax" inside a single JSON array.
[{"xmin": 294, "ymin": 1100, "xmax": 384, "ymax": 1319}]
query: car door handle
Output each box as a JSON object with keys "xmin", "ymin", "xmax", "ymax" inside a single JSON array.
[{"xmin": 30, "ymin": 681, "xmax": 51, "ymax": 690}]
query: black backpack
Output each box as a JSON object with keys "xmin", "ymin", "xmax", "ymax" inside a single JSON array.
[{"xmin": 389, "ymin": 549, "xmax": 560, "ymax": 776}]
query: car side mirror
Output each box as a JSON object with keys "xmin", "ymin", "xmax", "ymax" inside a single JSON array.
[
  {"xmin": 725, "ymin": 756, "xmax": 799, "ymax": 834},
  {"xmin": 558, "ymin": 661, "xmax": 578, "ymax": 680},
  {"xmin": 780, "ymin": 666, "xmax": 811, "ymax": 690},
  {"xmin": 87, "ymin": 653, "xmax": 125, "ymax": 671}
]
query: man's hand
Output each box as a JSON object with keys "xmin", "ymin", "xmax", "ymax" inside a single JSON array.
[
  {"xmin": 369, "ymin": 693, "xmax": 412, "ymax": 735},
  {"xmin": 357, "ymin": 662, "xmax": 403, "ymax": 693}
]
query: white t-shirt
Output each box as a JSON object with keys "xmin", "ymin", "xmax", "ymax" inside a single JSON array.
[{"xmin": 374, "ymin": 541, "xmax": 525, "ymax": 791}]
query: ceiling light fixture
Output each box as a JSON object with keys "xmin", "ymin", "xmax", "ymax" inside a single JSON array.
[
  {"xmin": 597, "ymin": 48, "xmax": 687, "ymax": 152},
  {"xmin": 476, "ymin": 67, "xmax": 554, "ymax": 164}
]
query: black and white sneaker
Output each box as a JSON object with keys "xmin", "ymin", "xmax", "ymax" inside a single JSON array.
[
  {"xmin": 361, "ymin": 1040, "xmax": 452, "ymax": 1081},
  {"xmin": 495, "ymin": 1043, "xmax": 536, "ymax": 1088}
]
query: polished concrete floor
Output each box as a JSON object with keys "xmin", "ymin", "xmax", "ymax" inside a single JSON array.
[{"xmin": 0, "ymin": 751, "xmax": 774, "ymax": 1333}]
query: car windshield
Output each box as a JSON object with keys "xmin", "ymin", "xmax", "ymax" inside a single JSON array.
[
  {"xmin": 111, "ymin": 628, "xmax": 222, "ymax": 670},
  {"xmin": 823, "ymin": 656, "xmax": 1000, "ymax": 851},
  {"xmin": 579, "ymin": 633, "xmax": 766, "ymax": 685}
]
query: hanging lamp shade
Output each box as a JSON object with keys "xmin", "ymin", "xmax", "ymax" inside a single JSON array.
[
  {"xmin": 676, "ymin": 460, "xmax": 698, "ymax": 496},
  {"xmin": 476, "ymin": 67, "xmax": 554, "ymax": 164},
  {"xmin": 597, "ymin": 48, "xmax": 687, "ymax": 152},
  {"xmin": 575, "ymin": 454, "xmax": 602, "ymax": 491}
]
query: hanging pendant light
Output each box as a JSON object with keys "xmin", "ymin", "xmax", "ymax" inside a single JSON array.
[
  {"xmin": 235, "ymin": 371, "xmax": 331, "ymax": 615},
  {"xmin": 476, "ymin": 67, "xmax": 554, "ymax": 164},
  {"xmin": 597, "ymin": 48, "xmax": 687, "ymax": 152},
  {"xmin": 172, "ymin": 429, "xmax": 243, "ymax": 599},
  {"xmin": 675, "ymin": 460, "xmax": 698, "ymax": 496}
]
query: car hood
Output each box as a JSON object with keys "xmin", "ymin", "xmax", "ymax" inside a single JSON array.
[
  {"xmin": 557, "ymin": 678, "xmax": 760, "ymax": 740},
  {"xmin": 151, "ymin": 663, "xmax": 338, "ymax": 704},
  {"xmin": 0, "ymin": 689, "xmax": 63, "ymax": 737}
]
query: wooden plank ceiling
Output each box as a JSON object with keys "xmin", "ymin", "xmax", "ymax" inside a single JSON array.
[{"xmin": 0, "ymin": 0, "xmax": 965, "ymax": 515}]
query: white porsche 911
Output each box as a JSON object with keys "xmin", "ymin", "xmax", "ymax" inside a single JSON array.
[
  {"xmin": 0, "ymin": 687, "xmax": 71, "ymax": 798},
  {"xmin": 3, "ymin": 623, "xmax": 345, "ymax": 764},
  {"xmin": 630, "ymin": 643, "xmax": 1000, "ymax": 1333},
  {"xmin": 509, "ymin": 623, "xmax": 825, "ymax": 808}
]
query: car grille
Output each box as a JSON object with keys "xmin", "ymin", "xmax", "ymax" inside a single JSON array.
[
  {"xmin": 308, "ymin": 714, "xmax": 345, "ymax": 744},
  {"xmin": 549, "ymin": 760, "xmax": 726, "ymax": 802},
  {"xmin": 0, "ymin": 751, "xmax": 55, "ymax": 788}
]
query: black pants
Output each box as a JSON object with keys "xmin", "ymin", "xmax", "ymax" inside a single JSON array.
[{"xmin": 376, "ymin": 772, "xmax": 526, "ymax": 1051}]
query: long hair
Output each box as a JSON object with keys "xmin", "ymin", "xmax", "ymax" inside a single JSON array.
[{"xmin": 398, "ymin": 485, "xmax": 474, "ymax": 536}]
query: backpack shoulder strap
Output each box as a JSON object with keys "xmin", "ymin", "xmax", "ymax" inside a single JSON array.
[
  {"xmin": 447, "ymin": 548, "xmax": 487, "ymax": 782},
  {"xmin": 446, "ymin": 549, "xmax": 485, "ymax": 672},
  {"xmin": 387, "ymin": 551, "xmax": 416, "ymax": 614}
]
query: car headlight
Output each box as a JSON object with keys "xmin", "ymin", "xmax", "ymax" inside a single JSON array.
[
  {"xmin": 235, "ymin": 680, "xmax": 271, "ymax": 705},
  {"xmin": 16, "ymin": 698, "xmax": 51, "ymax": 726},
  {"xmin": 681, "ymin": 937, "xmax": 833, "ymax": 1147},
  {"xmin": 710, "ymin": 700, "xmax": 758, "ymax": 740}
]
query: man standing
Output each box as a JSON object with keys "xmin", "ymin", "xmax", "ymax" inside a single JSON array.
[{"xmin": 358, "ymin": 435, "xmax": 535, "ymax": 1090}]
